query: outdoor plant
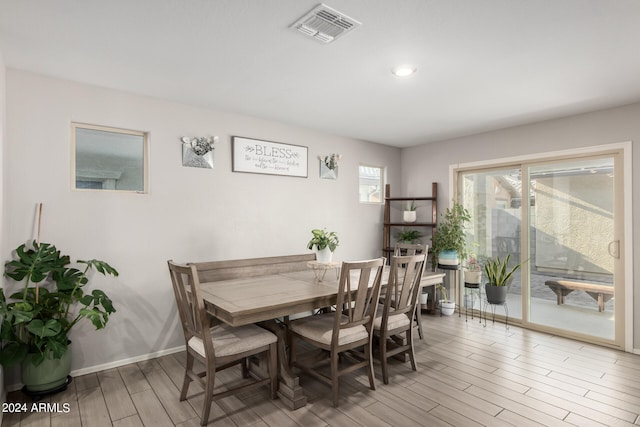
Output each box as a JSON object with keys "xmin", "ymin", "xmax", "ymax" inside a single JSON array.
[
  {"xmin": 466, "ymin": 255, "xmax": 482, "ymax": 272},
  {"xmin": 430, "ymin": 200, "xmax": 471, "ymax": 263},
  {"xmin": 397, "ymin": 229, "xmax": 422, "ymax": 244},
  {"xmin": 0, "ymin": 241, "xmax": 119, "ymax": 367},
  {"xmin": 483, "ymin": 254, "xmax": 522, "ymax": 287},
  {"xmin": 307, "ymin": 228, "xmax": 339, "ymax": 252}
]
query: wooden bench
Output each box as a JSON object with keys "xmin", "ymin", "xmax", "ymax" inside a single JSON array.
[
  {"xmin": 191, "ymin": 253, "xmax": 316, "ymax": 282},
  {"xmin": 544, "ymin": 280, "xmax": 614, "ymax": 312}
]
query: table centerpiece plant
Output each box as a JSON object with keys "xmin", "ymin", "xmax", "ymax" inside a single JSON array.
[{"xmin": 307, "ymin": 228, "xmax": 339, "ymax": 263}]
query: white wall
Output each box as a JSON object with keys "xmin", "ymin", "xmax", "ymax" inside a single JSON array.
[
  {"xmin": 401, "ymin": 102, "xmax": 640, "ymax": 347},
  {"xmin": 0, "ymin": 53, "xmax": 7, "ymax": 411},
  {"xmin": 2, "ymin": 69, "xmax": 400, "ymax": 382}
]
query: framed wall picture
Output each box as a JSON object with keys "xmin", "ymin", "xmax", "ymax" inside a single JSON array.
[{"xmin": 232, "ymin": 136, "xmax": 308, "ymax": 178}]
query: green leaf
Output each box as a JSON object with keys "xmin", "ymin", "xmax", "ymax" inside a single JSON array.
[
  {"xmin": 79, "ymin": 308, "xmax": 108, "ymax": 329},
  {"xmin": 26, "ymin": 319, "xmax": 62, "ymax": 338},
  {"xmin": 0, "ymin": 341, "xmax": 28, "ymax": 367}
]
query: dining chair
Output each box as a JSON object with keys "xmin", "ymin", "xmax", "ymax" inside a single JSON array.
[
  {"xmin": 393, "ymin": 243, "xmax": 428, "ymax": 339},
  {"xmin": 288, "ymin": 258, "xmax": 385, "ymax": 407},
  {"xmin": 373, "ymin": 253, "xmax": 426, "ymax": 384},
  {"xmin": 393, "ymin": 242, "xmax": 427, "ymax": 257},
  {"xmin": 167, "ymin": 260, "xmax": 278, "ymax": 426}
]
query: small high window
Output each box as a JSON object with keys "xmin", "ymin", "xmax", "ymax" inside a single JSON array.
[
  {"xmin": 72, "ymin": 123, "xmax": 148, "ymax": 192},
  {"xmin": 359, "ymin": 164, "xmax": 384, "ymax": 203}
]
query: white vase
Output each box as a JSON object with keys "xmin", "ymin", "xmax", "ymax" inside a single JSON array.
[
  {"xmin": 315, "ymin": 247, "xmax": 333, "ymax": 263},
  {"xmin": 403, "ymin": 211, "xmax": 417, "ymax": 223},
  {"xmin": 419, "ymin": 291, "xmax": 429, "ymax": 305},
  {"xmin": 440, "ymin": 300, "xmax": 455, "ymax": 316},
  {"xmin": 465, "ymin": 270, "xmax": 482, "ymax": 284}
]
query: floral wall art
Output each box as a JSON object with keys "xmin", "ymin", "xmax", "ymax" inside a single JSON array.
[
  {"xmin": 320, "ymin": 153, "xmax": 341, "ymax": 179},
  {"xmin": 181, "ymin": 135, "xmax": 217, "ymax": 168}
]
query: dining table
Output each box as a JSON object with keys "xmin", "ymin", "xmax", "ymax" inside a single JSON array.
[{"xmin": 198, "ymin": 264, "xmax": 444, "ymax": 409}]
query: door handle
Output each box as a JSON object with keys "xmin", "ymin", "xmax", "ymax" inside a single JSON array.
[{"xmin": 608, "ymin": 240, "xmax": 620, "ymax": 259}]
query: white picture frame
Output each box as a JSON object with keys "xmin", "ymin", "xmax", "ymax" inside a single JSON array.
[{"xmin": 232, "ymin": 136, "xmax": 308, "ymax": 178}]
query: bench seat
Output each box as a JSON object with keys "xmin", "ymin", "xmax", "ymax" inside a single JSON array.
[{"xmin": 544, "ymin": 280, "xmax": 614, "ymax": 312}]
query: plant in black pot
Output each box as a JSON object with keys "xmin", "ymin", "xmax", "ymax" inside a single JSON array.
[
  {"xmin": 430, "ymin": 200, "xmax": 471, "ymax": 267},
  {"xmin": 483, "ymin": 254, "xmax": 522, "ymax": 304},
  {"xmin": 0, "ymin": 240, "xmax": 118, "ymax": 393}
]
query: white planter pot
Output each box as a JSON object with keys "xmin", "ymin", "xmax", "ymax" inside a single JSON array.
[
  {"xmin": 403, "ymin": 211, "xmax": 417, "ymax": 223},
  {"xmin": 440, "ymin": 300, "xmax": 455, "ymax": 316},
  {"xmin": 465, "ymin": 270, "xmax": 482, "ymax": 284},
  {"xmin": 314, "ymin": 247, "xmax": 333, "ymax": 263},
  {"xmin": 419, "ymin": 291, "xmax": 429, "ymax": 305}
]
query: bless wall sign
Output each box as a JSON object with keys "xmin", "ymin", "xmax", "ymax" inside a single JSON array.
[{"xmin": 232, "ymin": 136, "xmax": 308, "ymax": 178}]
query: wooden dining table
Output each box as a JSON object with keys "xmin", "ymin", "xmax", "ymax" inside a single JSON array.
[{"xmin": 198, "ymin": 263, "xmax": 444, "ymax": 409}]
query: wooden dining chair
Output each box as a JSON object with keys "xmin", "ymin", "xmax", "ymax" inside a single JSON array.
[
  {"xmin": 288, "ymin": 258, "xmax": 385, "ymax": 407},
  {"xmin": 393, "ymin": 242, "xmax": 427, "ymax": 257},
  {"xmin": 167, "ymin": 260, "xmax": 278, "ymax": 426},
  {"xmin": 393, "ymin": 243, "xmax": 428, "ymax": 339},
  {"xmin": 373, "ymin": 253, "xmax": 426, "ymax": 384}
]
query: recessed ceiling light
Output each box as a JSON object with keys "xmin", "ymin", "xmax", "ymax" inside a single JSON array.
[{"xmin": 392, "ymin": 66, "xmax": 417, "ymax": 77}]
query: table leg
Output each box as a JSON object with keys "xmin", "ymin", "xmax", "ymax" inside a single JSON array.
[{"xmin": 260, "ymin": 320, "xmax": 307, "ymax": 409}]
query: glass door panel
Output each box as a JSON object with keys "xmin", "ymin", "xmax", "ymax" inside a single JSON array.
[
  {"xmin": 527, "ymin": 157, "xmax": 615, "ymax": 340},
  {"xmin": 460, "ymin": 168, "xmax": 523, "ymax": 320}
]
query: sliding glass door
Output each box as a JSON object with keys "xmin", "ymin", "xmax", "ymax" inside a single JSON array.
[
  {"xmin": 527, "ymin": 157, "xmax": 615, "ymax": 340},
  {"xmin": 459, "ymin": 150, "xmax": 625, "ymax": 347}
]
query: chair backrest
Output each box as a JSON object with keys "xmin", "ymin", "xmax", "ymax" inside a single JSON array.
[
  {"xmin": 333, "ymin": 258, "xmax": 385, "ymax": 341},
  {"xmin": 167, "ymin": 260, "xmax": 215, "ymax": 357},
  {"xmin": 394, "ymin": 243, "xmax": 427, "ymax": 257},
  {"xmin": 383, "ymin": 254, "xmax": 427, "ymax": 321}
]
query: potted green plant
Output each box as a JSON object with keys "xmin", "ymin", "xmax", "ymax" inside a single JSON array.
[
  {"xmin": 483, "ymin": 254, "xmax": 522, "ymax": 304},
  {"xmin": 0, "ymin": 240, "xmax": 118, "ymax": 393},
  {"xmin": 436, "ymin": 284, "xmax": 455, "ymax": 315},
  {"xmin": 403, "ymin": 200, "xmax": 417, "ymax": 223},
  {"xmin": 430, "ymin": 200, "xmax": 471, "ymax": 267},
  {"xmin": 307, "ymin": 228, "xmax": 339, "ymax": 263},
  {"xmin": 397, "ymin": 229, "xmax": 422, "ymax": 244},
  {"xmin": 464, "ymin": 255, "xmax": 482, "ymax": 285}
]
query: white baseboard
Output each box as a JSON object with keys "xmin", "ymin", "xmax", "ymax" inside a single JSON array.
[{"xmin": 5, "ymin": 345, "xmax": 186, "ymax": 392}]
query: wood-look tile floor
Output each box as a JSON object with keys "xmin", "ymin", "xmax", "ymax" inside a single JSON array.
[{"xmin": 4, "ymin": 313, "xmax": 640, "ymax": 426}]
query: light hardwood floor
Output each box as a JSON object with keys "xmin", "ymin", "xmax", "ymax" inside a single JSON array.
[{"xmin": 4, "ymin": 313, "xmax": 640, "ymax": 427}]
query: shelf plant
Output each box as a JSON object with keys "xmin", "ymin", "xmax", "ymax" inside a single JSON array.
[{"xmin": 397, "ymin": 229, "xmax": 422, "ymax": 244}]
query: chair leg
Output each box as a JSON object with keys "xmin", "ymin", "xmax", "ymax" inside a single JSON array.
[
  {"xmin": 331, "ymin": 351, "xmax": 340, "ymax": 407},
  {"xmin": 180, "ymin": 352, "xmax": 194, "ymax": 401},
  {"xmin": 366, "ymin": 341, "xmax": 377, "ymax": 390},
  {"xmin": 414, "ymin": 306, "xmax": 424, "ymax": 340},
  {"xmin": 407, "ymin": 328, "xmax": 417, "ymax": 371},
  {"xmin": 242, "ymin": 357, "xmax": 249, "ymax": 378},
  {"xmin": 380, "ymin": 333, "xmax": 389, "ymax": 385},
  {"xmin": 269, "ymin": 342, "xmax": 278, "ymax": 399},
  {"xmin": 200, "ymin": 363, "xmax": 216, "ymax": 426}
]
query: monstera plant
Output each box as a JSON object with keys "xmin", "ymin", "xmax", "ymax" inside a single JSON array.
[{"xmin": 0, "ymin": 240, "xmax": 118, "ymax": 392}]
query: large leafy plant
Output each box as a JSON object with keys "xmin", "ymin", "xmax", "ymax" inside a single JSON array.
[
  {"xmin": 430, "ymin": 200, "xmax": 471, "ymax": 263},
  {"xmin": 0, "ymin": 241, "xmax": 118, "ymax": 367}
]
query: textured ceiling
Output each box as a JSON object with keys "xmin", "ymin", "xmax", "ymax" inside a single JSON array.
[{"xmin": 2, "ymin": 0, "xmax": 640, "ymax": 147}]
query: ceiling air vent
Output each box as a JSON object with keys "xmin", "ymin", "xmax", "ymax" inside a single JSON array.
[{"xmin": 290, "ymin": 3, "xmax": 361, "ymax": 44}]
